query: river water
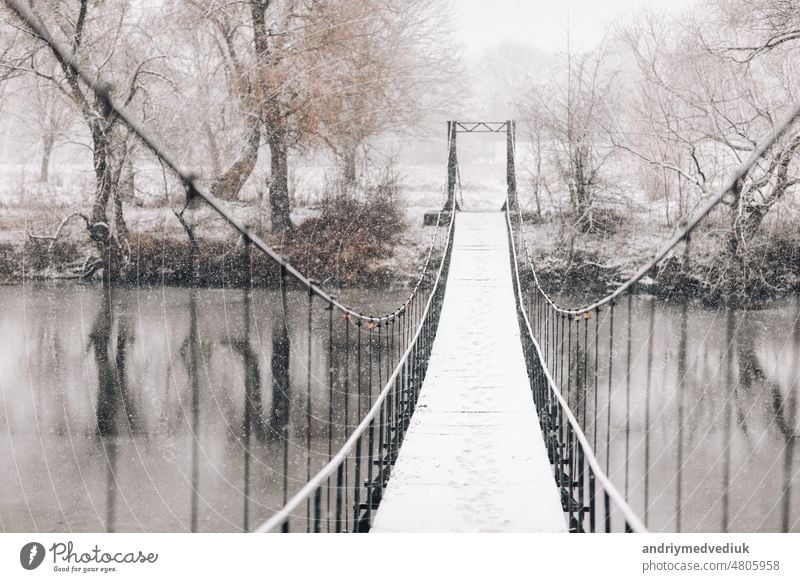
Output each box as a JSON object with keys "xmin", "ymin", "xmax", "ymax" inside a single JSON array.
[
  {"xmin": 536, "ymin": 293, "xmax": 800, "ymax": 533},
  {"xmin": 1, "ymin": 283, "xmax": 798, "ymax": 532},
  {"xmin": 0, "ymin": 282, "xmax": 408, "ymax": 533}
]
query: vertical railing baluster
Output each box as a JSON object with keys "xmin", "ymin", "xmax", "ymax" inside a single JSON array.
[
  {"xmin": 676, "ymin": 302, "xmax": 689, "ymax": 533},
  {"xmin": 305, "ymin": 287, "xmax": 313, "ymax": 532},
  {"xmin": 354, "ymin": 320, "xmax": 363, "ymax": 531},
  {"xmin": 279, "ymin": 265, "xmax": 290, "ymax": 533},
  {"xmin": 605, "ymin": 301, "xmax": 615, "ymax": 533},
  {"xmin": 567, "ymin": 315, "xmax": 573, "ymax": 410},
  {"xmin": 365, "ymin": 322, "xmax": 375, "ymax": 530},
  {"xmin": 568, "ymin": 426, "xmax": 575, "ymax": 530},
  {"xmin": 327, "ymin": 302, "xmax": 334, "ymax": 531},
  {"xmin": 593, "ymin": 307, "xmax": 600, "ymax": 452},
  {"xmin": 644, "ymin": 300, "xmax": 655, "ymax": 529},
  {"xmin": 188, "ymin": 234, "xmax": 200, "ymax": 533},
  {"xmin": 344, "ymin": 314, "xmax": 350, "ymax": 529},
  {"xmin": 353, "ymin": 435, "xmax": 362, "ymax": 533},
  {"xmin": 606, "ymin": 302, "xmax": 615, "ymax": 479},
  {"xmin": 578, "ymin": 441, "xmax": 585, "ymax": 532},
  {"xmin": 376, "ymin": 322, "xmax": 385, "ymax": 501},
  {"xmin": 336, "ymin": 462, "xmax": 344, "ymax": 533},
  {"xmin": 582, "ymin": 314, "xmax": 589, "ymax": 431},
  {"xmin": 313, "ymin": 488, "xmax": 322, "ymax": 533},
  {"xmin": 242, "ymin": 239, "xmax": 252, "ymax": 532},
  {"xmin": 721, "ymin": 307, "xmax": 733, "ymax": 533},
  {"xmin": 390, "ymin": 317, "xmax": 396, "ymax": 462},
  {"xmin": 624, "ymin": 294, "xmax": 632, "ymax": 501},
  {"xmin": 366, "ymin": 417, "xmax": 375, "ymax": 530},
  {"xmin": 589, "ymin": 467, "xmax": 596, "ymax": 533}
]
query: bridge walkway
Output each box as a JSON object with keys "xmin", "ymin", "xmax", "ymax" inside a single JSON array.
[{"xmin": 372, "ymin": 212, "xmax": 565, "ymax": 532}]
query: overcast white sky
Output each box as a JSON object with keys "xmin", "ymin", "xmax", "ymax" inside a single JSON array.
[{"xmin": 454, "ymin": 0, "xmax": 699, "ymax": 55}]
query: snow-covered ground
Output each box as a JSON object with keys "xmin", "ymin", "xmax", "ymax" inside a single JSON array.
[
  {"xmin": 0, "ymin": 157, "xmax": 514, "ymax": 284},
  {"xmin": 3, "ymin": 149, "xmax": 747, "ymax": 292}
]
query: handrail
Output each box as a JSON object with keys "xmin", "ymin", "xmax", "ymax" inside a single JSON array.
[
  {"xmin": 5, "ymin": 0, "xmax": 448, "ymax": 324},
  {"xmin": 516, "ymin": 101, "xmax": 800, "ymax": 316},
  {"xmin": 253, "ymin": 205, "xmax": 456, "ymax": 532},
  {"xmin": 505, "ymin": 193, "xmax": 648, "ymax": 533}
]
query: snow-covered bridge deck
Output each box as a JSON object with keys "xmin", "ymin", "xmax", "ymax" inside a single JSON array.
[{"xmin": 372, "ymin": 212, "xmax": 566, "ymax": 532}]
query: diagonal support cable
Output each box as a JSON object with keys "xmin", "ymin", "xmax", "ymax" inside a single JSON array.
[
  {"xmin": 517, "ymin": 101, "xmax": 800, "ymax": 315},
  {"xmin": 3, "ymin": 0, "xmax": 448, "ymax": 324}
]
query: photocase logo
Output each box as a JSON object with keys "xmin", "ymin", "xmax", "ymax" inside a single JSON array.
[{"xmin": 20, "ymin": 542, "xmax": 46, "ymax": 570}]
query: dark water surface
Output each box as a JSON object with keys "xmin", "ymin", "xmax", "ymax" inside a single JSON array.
[
  {"xmin": 0, "ymin": 282, "xmax": 407, "ymax": 532},
  {"xmin": 534, "ymin": 293, "xmax": 800, "ymax": 533},
  {"xmin": 2, "ymin": 283, "xmax": 799, "ymax": 532}
]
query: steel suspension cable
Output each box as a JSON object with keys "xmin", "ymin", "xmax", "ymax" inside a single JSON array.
[
  {"xmin": 512, "ymin": 101, "xmax": 800, "ymax": 316},
  {"xmin": 505, "ymin": 197, "xmax": 647, "ymax": 532},
  {"xmin": 255, "ymin": 207, "xmax": 455, "ymax": 532},
  {"xmin": 4, "ymin": 0, "xmax": 450, "ymax": 327},
  {"xmin": 500, "ymin": 109, "xmax": 800, "ymax": 529}
]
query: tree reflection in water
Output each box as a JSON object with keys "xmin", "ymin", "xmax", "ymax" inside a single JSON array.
[{"xmin": 88, "ymin": 283, "xmax": 137, "ymax": 532}]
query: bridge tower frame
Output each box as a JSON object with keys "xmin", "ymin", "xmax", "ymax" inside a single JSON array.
[
  {"xmin": 424, "ymin": 120, "xmax": 518, "ymax": 225},
  {"xmin": 448, "ymin": 120, "xmax": 519, "ymax": 211}
]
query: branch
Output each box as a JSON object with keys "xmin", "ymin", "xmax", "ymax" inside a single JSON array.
[
  {"xmin": 124, "ymin": 56, "xmax": 168, "ymax": 106},
  {"xmin": 718, "ymin": 30, "xmax": 800, "ymax": 64},
  {"xmin": 607, "ymin": 131, "xmax": 707, "ymax": 192},
  {"xmin": 27, "ymin": 211, "xmax": 91, "ymax": 267}
]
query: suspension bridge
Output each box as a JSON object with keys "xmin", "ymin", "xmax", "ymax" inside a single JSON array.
[{"xmin": 10, "ymin": 0, "xmax": 800, "ymax": 534}]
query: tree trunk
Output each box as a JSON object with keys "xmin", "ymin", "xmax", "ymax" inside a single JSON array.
[
  {"xmin": 87, "ymin": 115, "xmax": 131, "ymax": 282},
  {"xmin": 90, "ymin": 120, "xmax": 113, "ymax": 240},
  {"xmin": 210, "ymin": 114, "xmax": 261, "ymax": 201},
  {"xmin": 727, "ymin": 136, "xmax": 800, "ymax": 268},
  {"xmin": 203, "ymin": 118, "xmax": 222, "ymax": 178},
  {"xmin": 113, "ymin": 192, "xmax": 128, "ymax": 244},
  {"xmin": 269, "ymin": 318, "xmax": 290, "ymax": 441},
  {"xmin": 268, "ymin": 122, "xmax": 293, "ymax": 235},
  {"xmin": 341, "ymin": 144, "xmax": 358, "ymax": 185},
  {"xmin": 113, "ymin": 157, "xmax": 133, "ymax": 244},
  {"xmin": 570, "ymin": 148, "xmax": 593, "ymax": 232},
  {"xmin": 249, "ymin": 0, "xmax": 294, "ymax": 234},
  {"xmin": 39, "ymin": 131, "xmax": 54, "ymax": 183}
]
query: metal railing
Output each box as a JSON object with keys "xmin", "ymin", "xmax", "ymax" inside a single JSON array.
[
  {"xmin": 255, "ymin": 208, "xmax": 456, "ymax": 532},
  {"xmin": 505, "ymin": 198, "xmax": 647, "ymax": 533},
  {"xmin": 4, "ymin": 0, "xmax": 450, "ymax": 326},
  {"xmin": 504, "ymin": 102, "xmax": 800, "ymax": 532},
  {"xmin": 5, "ymin": 0, "xmax": 459, "ymax": 533},
  {"xmin": 514, "ymin": 102, "xmax": 800, "ymax": 317}
]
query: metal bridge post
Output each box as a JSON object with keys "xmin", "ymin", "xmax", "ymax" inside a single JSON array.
[
  {"xmin": 506, "ymin": 120, "xmax": 518, "ymax": 211},
  {"xmin": 445, "ymin": 121, "xmax": 459, "ymax": 211}
]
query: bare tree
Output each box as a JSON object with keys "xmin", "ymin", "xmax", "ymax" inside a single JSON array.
[
  {"xmin": 699, "ymin": 0, "xmax": 800, "ymax": 63},
  {"xmin": 180, "ymin": 0, "xmax": 461, "ymax": 234},
  {"xmin": 615, "ymin": 13, "xmax": 713, "ymax": 225},
  {"xmin": 2, "ymin": 1, "xmax": 169, "ymax": 279},
  {"xmin": 23, "ymin": 70, "xmax": 75, "ymax": 182},
  {"xmin": 617, "ymin": 5, "xmax": 800, "ymax": 297},
  {"xmin": 520, "ymin": 40, "xmax": 620, "ymax": 232},
  {"xmin": 316, "ymin": 0, "xmax": 463, "ymax": 186}
]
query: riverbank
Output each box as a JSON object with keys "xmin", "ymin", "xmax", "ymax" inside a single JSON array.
[
  {"xmin": 3, "ymin": 167, "xmax": 799, "ymax": 304},
  {"xmin": 0, "ymin": 208, "xmax": 441, "ymax": 289},
  {"xmin": 4, "ymin": 203, "xmax": 799, "ymax": 307},
  {"xmin": 0, "ymin": 167, "xmax": 447, "ymax": 289},
  {"xmin": 519, "ymin": 198, "xmax": 800, "ymax": 308}
]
